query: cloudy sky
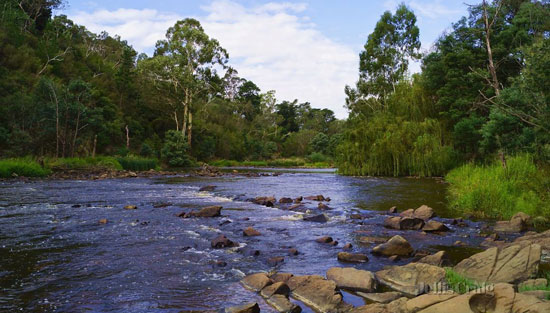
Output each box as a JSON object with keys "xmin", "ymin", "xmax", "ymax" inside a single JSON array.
[{"xmin": 60, "ymin": 0, "xmax": 469, "ymax": 118}]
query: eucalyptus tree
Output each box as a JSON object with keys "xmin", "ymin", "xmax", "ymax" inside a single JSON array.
[{"xmin": 139, "ymin": 18, "xmax": 228, "ymax": 147}]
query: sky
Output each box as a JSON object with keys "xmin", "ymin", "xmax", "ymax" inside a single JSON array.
[{"xmin": 59, "ymin": 0, "xmax": 470, "ymax": 118}]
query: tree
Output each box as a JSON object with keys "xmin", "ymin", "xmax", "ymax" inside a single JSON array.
[
  {"xmin": 139, "ymin": 18, "xmax": 228, "ymax": 147},
  {"xmin": 161, "ymin": 130, "xmax": 192, "ymax": 167},
  {"xmin": 348, "ymin": 3, "xmax": 421, "ymax": 111}
]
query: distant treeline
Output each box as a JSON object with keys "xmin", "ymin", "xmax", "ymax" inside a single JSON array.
[{"xmin": 0, "ymin": 0, "xmax": 342, "ymax": 166}]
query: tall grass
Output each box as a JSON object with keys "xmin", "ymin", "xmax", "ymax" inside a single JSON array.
[
  {"xmin": 444, "ymin": 268, "xmax": 483, "ymax": 294},
  {"xmin": 116, "ymin": 157, "xmax": 158, "ymax": 171},
  {"xmin": 0, "ymin": 158, "xmax": 50, "ymax": 178},
  {"xmin": 45, "ymin": 156, "xmax": 123, "ymax": 170},
  {"xmin": 446, "ymin": 154, "xmax": 550, "ymax": 219}
]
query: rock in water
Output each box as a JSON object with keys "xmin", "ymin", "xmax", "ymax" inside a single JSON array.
[
  {"xmin": 375, "ymin": 262, "xmax": 446, "ymax": 296},
  {"xmin": 260, "ymin": 282, "xmax": 290, "ymax": 298},
  {"xmin": 422, "ymin": 220, "xmax": 449, "ymax": 232},
  {"xmin": 182, "ymin": 205, "xmax": 222, "ymax": 218},
  {"xmin": 417, "ymin": 251, "xmax": 450, "ymax": 266},
  {"xmin": 453, "ymin": 244, "xmax": 541, "ymax": 284},
  {"xmin": 265, "ymin": 294, "xmax": 302, "ymax": 313},
  {"xmin": 243, "ymin": 227, "xmax": 261, "ymax": 236},
  {"xmin": 326, "ymin": 267, "xmax": 377, "ymax": 292},
  {"xmin": 211, "ymin": 234, "xmax": 237, "ymax": 249},
  {"xmin": 199, "ymin": 185, "xmax": 216, "ymax": 192},
  {"xmin": 414, "ymin": 205, "xmax": 435, "ymax": 220},
  {"xmin": 372, "ymin": 235, "xmax": 413, "ymax": 257},
  {"xmin": 316, "ymin": 236, "xmax": 333, "ymax": 243},
  {"xmin": 303, "ymin": 214, "xmax": 328, "ymax": 223},
  {"xmin": 267, "ymin": 256, "xmax": 285, "ymax": 267},
  {"xmin": 279, "ymin": 197, "xmax": 293, "ymax": 203},
  {"xmin": 224, "ymin": 303, "xmax": 260, "ymax": 313},
  {"xmin": 124, "ymin": 205, "xmax": 137, "ymax": 210},
  {"xmin": 337, "ymin": 252, "xmax": 368, "ymax": 263},
  {"xmin": 241, "ymin": 273, "xmax": 273, "ymax": 292},
  {"xmin": 304, "ymin": 195, "xmax": 325, "ymax": 201},
  {"xmin": 287, "ymin": 275, "xmax": 352, "ymax": 313},
  {"xmin": 494, "ymin": 211, "xmax": 530, "ymax": 233}
]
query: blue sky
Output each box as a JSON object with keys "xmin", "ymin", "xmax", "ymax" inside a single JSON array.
[{"xmin": 60, "ymin": 0, "xmax": 470, "ymax": 118}]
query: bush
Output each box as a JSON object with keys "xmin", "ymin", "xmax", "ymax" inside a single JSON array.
[
  {"xmin": 0, "ymin": 158, "xmax": 50, "ymax": 178},
  {"xmin": 306, "ymin": 152, "xmax": 329, "ymax": 163},
  {"xmin": 446, "ymin": 154, "xmax": 550, "ymax": 219},
  {"xmin": 117, "ymin": 156, "xmax": 158, "ymax": 171},
  {"xmin": 161, "ymin": 130, "xmax": 192, "ymax": 167}
]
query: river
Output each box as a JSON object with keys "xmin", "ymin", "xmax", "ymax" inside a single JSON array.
[{"xmin": 0, "ymin": 168, "xmax": 486, "ymax": 312}]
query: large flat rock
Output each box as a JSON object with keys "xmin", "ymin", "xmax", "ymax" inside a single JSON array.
[
  {"xmin": 375, "ymin": 263, "xmax": 446, "ymax": 296},
  {"xmin": 326, "ymin": 267, "xmax": 377, "ymax": 292}
]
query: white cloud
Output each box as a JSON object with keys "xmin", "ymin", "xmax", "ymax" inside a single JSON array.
[
  {"xmin": 69, "ymin": 1, "xmax": 358, "ymax": 118},
  {"xmin": 71, "ymin": 8, "xmax": 181, "ymax": 53}
]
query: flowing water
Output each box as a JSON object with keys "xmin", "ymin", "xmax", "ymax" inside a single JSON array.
[{"xmin": 0, "ymin": 169, "xmax": 487, "ymax": 312}]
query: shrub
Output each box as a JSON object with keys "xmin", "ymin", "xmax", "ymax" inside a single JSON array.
[
  {"xmin": 444, "ymin": 268, "xmax": 482, "ymax": 294},
  {"xmin": 446, "ymin": 154, "xmax": 550, "ymax": 219},
  {"xmin": 45, "ymin": 157, "xmax": 123, "ymax": 170},
  {"xmin": 307, "ymin": 152, "xmax": 329, "ymax": 163},
  {"xmin": 0, "ymin": 158, "xmax": 50, "ymax": 178},
  {"xmin": 161, "ymin": 130, "xmax": 192, "ymax": 167},
  {"xmin": 117, "ymin": 156, "xmax": 158, "ymax": 171}
]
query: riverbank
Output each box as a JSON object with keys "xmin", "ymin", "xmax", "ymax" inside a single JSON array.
[{"xmin": 209, "ymin": 158, "xmax": 334, "ymax": 169}]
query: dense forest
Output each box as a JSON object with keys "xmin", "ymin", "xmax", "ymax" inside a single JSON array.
[
  {"xmin": 1, "ymin": 0, "xmax": 549, "ymax": 177},
  {"xmin": 338, "ymin": 0, "xmax": 550, "ymax": 177},
  {"xmin": 0, "ymin": 0, "xmax": 342, "ymax": 166}
]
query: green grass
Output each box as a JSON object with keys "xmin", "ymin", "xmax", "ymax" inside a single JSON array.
[
  {"xmin": 0, "ymin": 158, "xmax": 50, "ymax": 178},
  {"xmin": 116, "ymin": 156, "xmax": 159, "ymax": 171},
  {"xmin": 209, "ymin": 157, "xmax": 334, "ymax": 168},
  {"xmin": 444, "ymin": 268, "xmax": 483, "ymax": 294},
  {"xmin": 45, "ymin": 157, "xmax": 123, "ymax": 170},
  {"xmin": 446, "ymin": 154, "xmax": 550, "ymax": 219}
]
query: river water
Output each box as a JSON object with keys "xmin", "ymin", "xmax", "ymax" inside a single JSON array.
[{"xmin": 0, "ymin": 168, "xmax": 486, "ymax": 312}]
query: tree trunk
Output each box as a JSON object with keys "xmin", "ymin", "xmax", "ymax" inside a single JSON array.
[
  {"xmin": 187, "ymin": 111, "xmax": 192, "ymax": 147},
  {"xmin": 72, "ymin": 111, "xmax": 81, "ymax": 158},
  {"xmin": 483, "ymin": 0, "xmax": 501, "ymax": 96},
  {"xmin": 125, "ymin": 125, "xmax": 130, "ymax": 149},
  {"xmin": 182, "ymin": 101, "xmax": 188, "ymax": 138},
  {"xmin": 92, "ymin": 134, "xmax": 97, "ymax": 158}
]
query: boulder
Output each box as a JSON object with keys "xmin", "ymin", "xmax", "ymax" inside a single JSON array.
[
  {"xmin": 318, "ymin": 203, "xmax": 331, "ymax": 210},
  {"xmin": 271, "ymin": 273, "xmax": 293, "ymax": 283},
  {"xmin": 512, "ymin": 229, "xmax": 550, "ymax": 260},
  {"xmin": 316, "ymin": 236, "xmax": 333, "ymax": 243},
  {"xmin": 358, "ymin": 236, "xmax": 387, "ymax": 245},
  {"xmin": 414, "ymin": 205, "xmax": 435, "ymax": 220},
  {"xmin": 199, "ymin": 185, "xmax": 216, "ymax": 192},
  {"xmin": 356, "ymin": 292, "xmax": 403, "ymax": 304},
  {"xmin": 337, "ymin": 252, "xmax": 368, "ymax": 263},
  {"xmin": 417, "ymin": 283, "xmax": 550, "ymax": 313},
  {"xmin": 348, "ymin": 297, "xmax": 407, "ymax": 313},
  {"xmin": 266, "ymin": 294, "xmax": 302, "ymax": 313},
  {"xmin": 305, "ymin": 195, "xmax": 325, "ymax": 201},
  {"xmin": 254, "ymin": 196, "xmax": 276, "ymax": 207},
  {"xmin": 288, "ymin": 275, "xmax": 352, "ymax": 313},
  {"xmin": 388, "ymin": 206, "xmax": 397, "ymax": 214},
  {"xmin": 453, "ymin": 244, "xmax": 541, "ymax": 284},
  {"xmin": 349, "ymin": 214, "xmax": 363, "ymax": 220},
  {"xmin": 342, "ymin": 243, "xmax": 353, "ymax": 250},
  {"xmin": 303, "ymin": 214, "xmax": 328, "ymax": 223},
  {"xmin": 225, "ymin": 303, "xmax": 260, "ymax": 313},
  {"xmin": 326, "ymin": 267, "xmax": 377, "ymax": 292},
  {"xmin": 288, "ymin": 248, "xmax": 299, "ymax": 255},
  {"xmin": 518, "ymin": 278, "xmax": 548, "ymax": 290},
  {"xmin": 211, "ymin": 234, "xmax": 237, "ymax": 249},
  {"xmin": 261, "ymin": 281, "xmax": 290, "ymax": 298},
  {"xmin": 294, "ymin": 196, "xmax": 303, "ymax": 203},
  {"xmin": 99, "ymin": 218, "xmax": 108, "ymax": 224},
  {"xmin": 279, "ymin": 197, "xmax": 293, "ymax": 204},
  {"xmin": 422, "ymin": 220, "xmax": 449, "ymax": 232},
  {"xmin": 375, "ymin": 263, "xmax": 446, "ymax": 296},
  {"xmin": 417, "ymin": 251, "xmax": 450, "ymax": 267},
  {"xmin": 372, "ymin": 235, "xmax": 413, "ymax": 257},
  {"xmin": 182, "ymin": 205, "xmax": 222, "ymax": 218},
  {"xmin": 383, "ymin": 217, "xmax": 424, "ymax": 230},
  {"xmin": 268, "ymin": 256, "xmax": 285, "ymax": 267},
  {"xmin": 123, "ymin": 205, "xmax": 137, "ymax": 210},
  {"xmin": 243, "ymin": 227, "xmax": 261, "ymax": 237},
  {"xmin": 241, "ymin": 273, "xmax": 272, "ymax": 292},
  {"xmin": 399, "ymin": 209, "xmax": 414, "ymax": 218}
]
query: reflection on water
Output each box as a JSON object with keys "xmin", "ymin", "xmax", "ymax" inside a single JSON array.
[{"xmin": 0, "ymin": 170, "xmax": 485, "ymax": 312}]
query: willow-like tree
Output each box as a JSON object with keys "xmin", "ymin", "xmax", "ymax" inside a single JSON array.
[{"xmin": 139, "ymin": 18, "xmax": 228, "ymax": 146}]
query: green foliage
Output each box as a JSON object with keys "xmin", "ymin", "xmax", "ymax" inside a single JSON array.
[
  {"xmin": 306, "ymin": 152, "xmax": 329, "ymax": 163},
  {"xmin": 310, "ymin": 133, "xmax": 329, "ymax": 154},
  {"xmin": 0, "ymin": 158, "xmax": 50, "ymax": 178},
  {"xmin": 446, "ymin": 154, "xmax": 550, "ymax": 219},
  {"xmin": 444, "ymin": 268, "xmax": 483, "ymax": 294},
  {"xmin": 116, "ymin": 156, "xmax": 158, "ymax": 171},
  {"xmin": 45, "ymin": 157, "xmax": 123, "ymax": 170},
  {"xmin": 161, "ymin": 130, "xmax": 192, "ymax": 167}
]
